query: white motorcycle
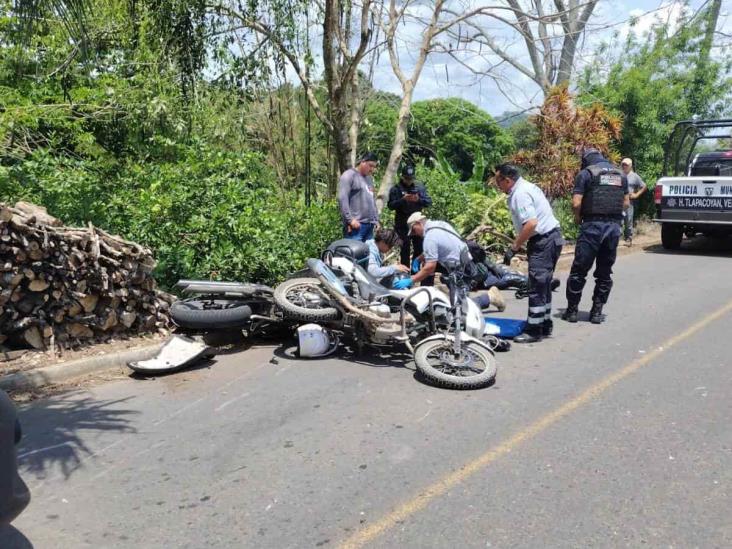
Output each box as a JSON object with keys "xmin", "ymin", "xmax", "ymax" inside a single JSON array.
[{"xmin": 273, "ymin": 248, "xmax": 498, "ymax": 389}]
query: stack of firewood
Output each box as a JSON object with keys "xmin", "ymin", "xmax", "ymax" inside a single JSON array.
[{"xmin": 0, "ymin": 201, "xmax": 174, "ymax": 351}]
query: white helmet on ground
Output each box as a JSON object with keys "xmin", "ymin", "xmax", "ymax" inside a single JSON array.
[{"xmin": 297, "ymin": 324, "xmax": 339, "ymax": 358}]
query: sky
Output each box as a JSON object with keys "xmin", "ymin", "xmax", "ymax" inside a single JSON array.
[{"xmin": 366, "ymin": 0, "xmax": 731, "ymax": 118}]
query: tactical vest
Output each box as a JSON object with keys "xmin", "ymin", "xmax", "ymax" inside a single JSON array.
[{"xmin": 581, "ymin": 164, "xmax": 625, "ymax": 218}]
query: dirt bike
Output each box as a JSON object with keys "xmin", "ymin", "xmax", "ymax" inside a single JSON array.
[{"xmin": 273, "ymin": 256, "xmax": 498, "ymax": 389}]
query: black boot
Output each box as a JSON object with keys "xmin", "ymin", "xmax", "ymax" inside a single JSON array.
[
  {"xmin": 551, "ymin": 278, "xmax": 561, "ymax": 292},
  {"xmin": 543, "ymin": 319, "xmax": 553, "ymax": 337},
  {"xmin": 514, "ymin": 324, "xmax": 542, "ymax": 344},
  {"xmin": 504, "ymin": 273, "xmax": 528, "ymax": 290},
  {"xmin": 590, "ymin": 302, "xmax": 604, "ymax": 324},
  {"xmin": 562, "ymin": 304, "xmax": 578, "ymax": 323}
]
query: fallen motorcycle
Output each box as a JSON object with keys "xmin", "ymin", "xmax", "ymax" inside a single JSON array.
[
  {"xmin": 170, "ymin": 240, "xmax": 499, "ymax": 388},
  {"xmin": 273, "ymin": 256, "xmax": 497, "ymax": 389}
]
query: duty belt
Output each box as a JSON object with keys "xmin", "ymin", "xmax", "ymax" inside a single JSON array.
[
  {"xmin": 582, "ymin": 214, "xmax": 622, "ymax": 222},
  {"xmin": 529, "ymin": 227, "xmax": 560, "ymax": 243}
]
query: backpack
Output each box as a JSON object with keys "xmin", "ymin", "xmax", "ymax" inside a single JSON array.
[{"xmin": 466, "ymin": 240, "xmax": 487, "ymax": 264}]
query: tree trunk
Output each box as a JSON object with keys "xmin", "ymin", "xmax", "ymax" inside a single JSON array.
[
  {"xmin": 377, "ymin": 84, "xmax": 415, "ymax": 210},
  {"xmin": 556, "ymin": 27, "xmax": 578, "ymax": 87},
  {"xmin": 348, "ymin": 71, "xmax": 361, "ymax": 167},
  {"xmin": 376, "ymin": 0, "xmax": 443, "ymax": 212},
  {"xmin": 333, "ymin": 120, "xmax": 353, "ymax": 175}
]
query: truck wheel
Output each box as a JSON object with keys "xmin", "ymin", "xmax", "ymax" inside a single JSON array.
[{"xmin": 661, "ymin": 224, "xmax": 683, "ymax": 250}]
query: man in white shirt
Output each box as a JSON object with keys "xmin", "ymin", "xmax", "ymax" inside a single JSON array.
[{"xmin": 494, "ymin": 163, "xmax": 564, "ymax": 343}]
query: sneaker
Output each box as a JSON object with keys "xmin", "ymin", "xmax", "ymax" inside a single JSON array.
[{"xmin": 487, "ymin": 286, "xmax": 506, "ymax": 312}]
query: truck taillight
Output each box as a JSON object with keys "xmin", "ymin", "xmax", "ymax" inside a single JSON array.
[{"xmin": 654, "ymin": 184, "xmax": 662, "ymax": 204}]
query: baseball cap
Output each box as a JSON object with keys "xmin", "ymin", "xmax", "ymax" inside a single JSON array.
[
  {"xmin": 621, "ymin": 158, "xmax": 632, "ymax": 167},
  {"xmin": 407, "ymin": 211, "xmax": 426, "ymax": 235},
  {"xmin": 401, "ymin": 165, "xmax": 416, "ymax": 178}
]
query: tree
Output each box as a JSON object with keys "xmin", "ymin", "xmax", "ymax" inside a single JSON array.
[
  {"xmin": 374, "ymin": 0, "xmax": 502, "ymax": 208},
  {"xmin": 209, "ymin": 0, "xmax": 378, "ymax": 181},
  {"xmin": 409, "ymin": 98, "xmax": 513, "ymax": 179},
  {"xmin": 443, "ymin": 0, "xmax": 598, "ymax": 97},
  {"xmin": 511, "ymin": 86, "xmax": 622, "ymax": 199},
  {"xmin": 578, "ymin": 5, "xmax": 732, "ymax": 182}
]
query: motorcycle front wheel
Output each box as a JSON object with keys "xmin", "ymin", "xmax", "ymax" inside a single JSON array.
[{"xmin": 413, "ymin": 337, "xmax": 497, "ymax": 389}]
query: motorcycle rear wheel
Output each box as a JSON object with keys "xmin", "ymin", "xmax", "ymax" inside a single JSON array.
[
  {"xmin": 273, "ymin": 278, "xmax": 340, "ymax": 321},
  {"xmin": 171, "ymin": 298, "xmax": 253, "ymax": 330},
  {"xmin": 414, "ymin": 337, "xmax": 497, "ymax": 389}
]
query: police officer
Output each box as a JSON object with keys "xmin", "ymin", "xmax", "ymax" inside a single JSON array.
[
  {"xmin": 494, "ymin": 164, "xmax": 564, "ymax": 343},
  {"xmin": 563, "ymin": 147, "xmax": 629, "ymax": 324},
  {"xmin": 387, "ymin": 165, "xmax": 432, "ymax": 266}
]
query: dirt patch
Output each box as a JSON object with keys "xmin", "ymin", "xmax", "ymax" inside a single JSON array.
[
  {"xmin": 8, "ymin": 366, "xmax": 133, "ymax": 403},
  {"xmin": 1, "ymin": 333, "xmax": 167, "ymax": 377}
]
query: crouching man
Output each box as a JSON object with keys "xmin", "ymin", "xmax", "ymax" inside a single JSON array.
[{"xmin": 398, "ymin": 212, "xmax": 504, "ymax": 311}]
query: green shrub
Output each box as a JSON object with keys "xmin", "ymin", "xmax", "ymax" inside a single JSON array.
[
  {"xmin": 415, "ymin": 163, "xmax": 512, "ymax": 250},
  {"xmin": 552, "ymin": 197, "xmax": 580, "ymax": 242},
  {"xmin": 0, "ymin": 144, "xmax": 341, "ymax": 288}
]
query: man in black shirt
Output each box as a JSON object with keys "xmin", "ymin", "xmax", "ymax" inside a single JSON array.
[{"xmin": 388, "ymin": 165, "xmax": 432, "ymax": 267}]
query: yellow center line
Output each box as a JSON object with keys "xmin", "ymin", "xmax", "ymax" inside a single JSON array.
[{"xmin": 339, "ymin": 297, "xmax": 732, "ymax": 549}]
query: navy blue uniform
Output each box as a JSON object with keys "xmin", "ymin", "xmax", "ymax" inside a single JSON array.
[
  {"xmin": 388, "ymin": 180, "xmax": 432, "ymax": 266},
  {"xmin": 567, "ymin": 152, "xmax": 629, "ymax": 307},
  {"xmin": 507, "ymin": 178, "xmax": 563, "ymax": 331}
]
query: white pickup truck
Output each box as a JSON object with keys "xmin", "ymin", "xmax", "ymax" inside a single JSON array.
[{"xmin": 655, "ymin": 119, "xmax": 732, "ymax": 250}]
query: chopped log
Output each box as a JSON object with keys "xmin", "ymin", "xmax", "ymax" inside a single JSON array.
[
  {"xmin": 67, "ymin": 323, "xmax": 94, "ymax": 338},
  {"xmin": 79, "ymin": 294, "xmax": 99, "ymax": 313},
  {"xmin": 28, "ymin": 279, "xmax": 50, "ymax": 292},
  {"xmin": 68, "ymin": 302, "xmax": 83, "ymax": 316},
  {"xmin": 0, "ymin": 207, "xmax": 13, "ymax": 223},
  {"xmin": 99, "ymin": 309, "xmax": 118, "ymax": 331},
  {"xmin": 14, "ymin": 202, "xmax": 62, "ymax": 227},
  {"xmin": 119, "ymin": 311, "xmax": 136, "ymax": 328},
  {"xmin": 0, "ymin": 200, "xmax": 172, "ymax": 352},
  {"xmin": 23, "ymin": 326, "xmax": 44, "ymax": 349}
]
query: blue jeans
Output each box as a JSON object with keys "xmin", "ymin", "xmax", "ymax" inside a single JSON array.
[
  {"xmin": 343, "ymin": 222, "xmax": 374, "ymax": 242},
  {"xmin": 623, "ymin": 201, "xmax": 636, "ymax": 239}
]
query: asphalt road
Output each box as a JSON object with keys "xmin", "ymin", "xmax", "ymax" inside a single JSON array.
[{"xmin": 4, "ymin": 238, "xmax": 732, "ymax": 548}]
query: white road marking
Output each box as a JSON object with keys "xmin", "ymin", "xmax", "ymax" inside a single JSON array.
[{"xmin": 214, "ymin": 392, "xmax": 251, "ymax": 412}]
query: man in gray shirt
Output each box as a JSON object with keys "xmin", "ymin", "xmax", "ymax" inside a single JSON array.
[
  {"xmin": 396, "ymin": 212, "xmax": 505, "ymax": 311},
  {"xmin": 338, "ymin": 152, "xmax": 380, "ymax": 241},
  {"xmin": 620, "ymin": 158, "xmax": 646, "ymax": 244}
]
